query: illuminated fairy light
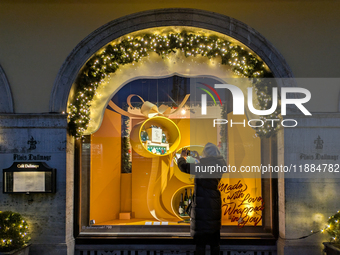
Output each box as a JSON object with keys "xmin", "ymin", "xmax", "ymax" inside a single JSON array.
[
  {"xmin": 319, "ymin": 211, "xmax": 340, "ymax": 243},
  {"xmin": 68, "ymin": 30, "xmax": 280, "ymax": 138},
  {"xmin": 0, "ymin": 211, "xmax": 30, "ymax": 252}
]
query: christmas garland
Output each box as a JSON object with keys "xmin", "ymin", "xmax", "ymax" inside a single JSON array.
[{"xmin": 68, "ymin": 30, "xmax": 280, "ymax": 138}]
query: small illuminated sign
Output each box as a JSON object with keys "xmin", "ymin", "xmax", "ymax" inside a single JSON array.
[{"xmin": 17, "ymin": 164, "xmax": 40, "ymax": 169}]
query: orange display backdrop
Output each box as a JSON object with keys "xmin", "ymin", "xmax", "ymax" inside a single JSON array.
[
  {"xmin": 90, "ymin": 109, "xmax": 121, "ymax": 224},
  {"xmin": 120, "ymin": 173, "xmax": 132, "ymax": 212},
  {"xmin": 90, "ymin": 112, "xmax": 262, "ymax": 226}
]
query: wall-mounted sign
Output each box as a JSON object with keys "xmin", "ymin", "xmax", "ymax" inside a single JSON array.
[
  {"xmin": 300, "ymin": 153, "xmax": 339, "ymax": 161},
  {"xmin": 3, "ymin": 162, "xmax": 56, "ymax": 194},
  {"xmin": 13, "ymin": 154, "xmax": 52, "ymax": 161},
  {"xmin": 299, "ymin": 136, "xmax": 339, "ymax": 161},
  {"xmin": 314, "ymin": 135, "xmax": 323, "ymax": 149},
  {"xmin": 17, "ymin": 163, "xmax": 40, "ymax": 169},
  {"xmin": 27, "ymin": 136, "xmax": 38, "ymax": 150}
]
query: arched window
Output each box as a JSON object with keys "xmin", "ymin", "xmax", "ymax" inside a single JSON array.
[{"xmin": 51, "ymin": 9, "xmax": 290, "ymax": 240}]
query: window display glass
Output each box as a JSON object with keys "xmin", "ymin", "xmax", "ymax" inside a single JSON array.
[{"xmin": 78, "ymin": 75, "xmax": 276, "ymax": 237}]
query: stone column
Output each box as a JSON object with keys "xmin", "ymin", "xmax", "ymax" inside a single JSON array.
[
  {"xmin": 0, "ymin": 114, "xmax": 74, "ymax": 255},
  {"xmin": 277, "ymin": 113, "xmax": 340, "ymax": 255}
]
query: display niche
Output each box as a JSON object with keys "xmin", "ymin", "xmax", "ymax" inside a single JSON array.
[{"xmin": 130, "ymin": 116, "xmax": 180, "ymax": 157}]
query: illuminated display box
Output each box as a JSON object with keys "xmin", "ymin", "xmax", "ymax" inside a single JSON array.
[{"xmin": 3, "ymin": 162, "xmax": 56, "ymax": 194}]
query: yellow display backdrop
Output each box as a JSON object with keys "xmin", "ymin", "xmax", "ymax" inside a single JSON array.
[
  {"xmin": 130, "ymin": 117, "xmax": 222, "ymax": 223},
  {"xmin": 130, "ymin": 116, "xmax": 183, "ymax": 222},
  {"xmin": 153, "ymin": 119, "xmax": 194, "ymax": 220},
  {"xmin": 169, "ymin": 120, "xmax": 195, "ymax": 185}
]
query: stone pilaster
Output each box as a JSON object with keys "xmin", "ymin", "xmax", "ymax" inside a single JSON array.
[{"xmin": 0, "ymin": 113, "xmax": 73, "ymax": 255}]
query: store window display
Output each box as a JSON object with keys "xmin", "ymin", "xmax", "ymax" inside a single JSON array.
[{"xmin": 82, "ymin": 76, "xmax": 264, "ymax": 234}]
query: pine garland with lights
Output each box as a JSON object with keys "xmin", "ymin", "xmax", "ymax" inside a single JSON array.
[
  {"xmin": 68, "ymin": 30, "xmax": 280, "ymax": 138},
  {"xmin": 322, "ymin": 211, "xmax": 340, "ymax": 246},
  {"xmin": 252, "ymin": 78, "xmax": 281, "ymax": 138},
  {"xmin": 121, "ymin": 115, "xmax": 132, "ymax": 173},
  {"xmin": 0, "ymin": 211, "xmax": 30, "ymax": 252}
]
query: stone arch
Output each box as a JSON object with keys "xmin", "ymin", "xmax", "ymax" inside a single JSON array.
[
  {"xmin": 58, "ymin": 10, "xmax": 285, "ymax": 246},
  {"xmin": 50, "ymin": 8, "xmax": 293, "ymax": 113},
  {"xmin": 0, "ymin": 64, "xmax": 14, "ymax": 113}
]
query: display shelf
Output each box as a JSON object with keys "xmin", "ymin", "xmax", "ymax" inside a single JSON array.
[
  {"xmin": 144, "ymin": 141, "xmax": 170, "ymax": 155},
  {"xmin": 171, "ymin": 185, "xmax": 194, "ymax": 220},
  {"xmin": 130, "ymin": 116, "xmax": 181, "ymax": 158}
]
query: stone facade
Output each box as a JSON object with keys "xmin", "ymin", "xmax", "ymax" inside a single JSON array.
[
  {"xmin": 0, "ymin": 5, "xmax": 339, "ymax": 255},
  {"xmin": 277, "ymin": 114, "xmax": 340, "ymax": 255},
  {"xmin": 0, "ymin": 64, "xmax": 13, "ymax": 113},
  {"xmin": 0, "ymin": 114, "xmax": 73, "ymax": 255}
]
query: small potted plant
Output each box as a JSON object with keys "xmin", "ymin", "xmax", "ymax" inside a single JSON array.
[
  {"xmin": 0, "ymin": 211, "xmax": 31, "ymax": 255},
  {"xmin": 323, "ymin": 211, "xmax": 340, "ymax": 255}
]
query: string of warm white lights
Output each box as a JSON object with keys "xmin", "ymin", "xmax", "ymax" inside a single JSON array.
[
  {"xmin": 68, "ymin": 31, "xmax": 281, "ymax": 138},
  {"xmin": 321, "ymin": 210, "xmax": 340, "ymax": 242},
  {"xmin": 0, "ymin": 211, "xmax": 30, "ymax": 252},
  {"xmin": 282, "ymin": 210, "xmax": 340, "ymax": 242}
]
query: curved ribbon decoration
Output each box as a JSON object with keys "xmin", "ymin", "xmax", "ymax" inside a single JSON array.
[{"xmin": 109, "ymin": 94, "xmax": 190, "ymax": 118}]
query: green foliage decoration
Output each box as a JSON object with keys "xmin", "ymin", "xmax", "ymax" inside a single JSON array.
[
  {"xmin": 323, "ymin": 211, "xmax": 340, "ymax": 246},
  {"xmin": 0, "ymin": 211, "xmax": 30, "ymax": 252},
  {"xmin": 68, "ymin": 31, "xmax": 280, "ymax": 138},
  {"xmin": 121, "ymin": 115, "xmax": 132, "ymax": 173}
]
